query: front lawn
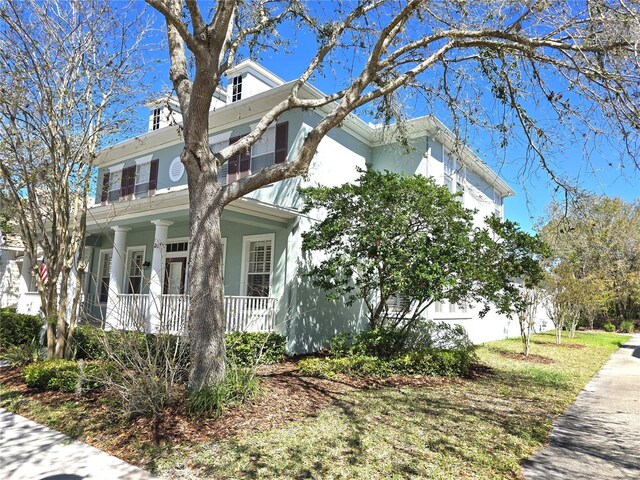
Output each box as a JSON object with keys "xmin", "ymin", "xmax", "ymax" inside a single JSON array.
[{"xmin": 0, "ymin": 331, "xmax": 627, "ymax": 479}]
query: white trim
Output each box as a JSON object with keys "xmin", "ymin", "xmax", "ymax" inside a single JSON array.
[
  {"xmin": 165, "ymin": 237, "xmax": 190, "ymax": 259},
  {"xmin": 222, "ymin": 237, "xmax": 227, "ymax": 279},
  {"xmin": 240, "ymin": 233, "xmax": 275, "ymax": 296},
  {"xmin": 209, "ymin": 131, "xmax": 232, "ymax": 144},
  {"xmin": 123, "ymin": 246, "xmax": 146, "ymax": 293},
  {"xmin": 134, "ymin": 154, "xmax": 153, "ymax": 165},
  {"xmin": 97, "ymin": 249, "xmax": 112, "ymax": 305},
  {"xmin": 108, "ymin": 163, "xmax": 124, "ymax": 173}
]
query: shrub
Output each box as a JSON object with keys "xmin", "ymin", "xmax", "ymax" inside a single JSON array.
[
  {"xmin": 23, "ymin": 360, "xmax": 103, "ymax": 392},
  {"xmin": 225, "ymin": 332, "xmax": 286, "ymax": 367},
  {"xmin": 299, "ymin": 348, "xmax": 473, "ymax": 378},
  {"xmin": 312, "ymin": 321, "xmax": 476, "ymax": 378},
  {"xmin": 71, "ymin": 325, "xmax": 108, "ymax": 360},
  {"xmin": 72, "ymin": 327, "xmax": 287, "ymax": 368},
  {"xmin": 0, "ymin": 338, "xmax": 43, "ymax": 366},
  {"xmin": 603, "ymin": 322, "xmax": 616, "ymax": 332},
  {"xmin": 187, "ymin": 362, "xmax": 260, "ymax": 417},
  {"xmin": 619, "ymin": 320, "xmax": 635, "ymax": 334},
  {"xmin": 328, "ymin": 321, "xmax": 476, "ymax": 362},
  {"xmin": 0, "ymin": 310, "xmax": 42, "ymax": 349}
]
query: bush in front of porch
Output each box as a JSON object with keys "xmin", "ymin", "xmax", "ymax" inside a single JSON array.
[
  {"xmin": 71, "ymin": 326, "xmax": 286, "ymax": 367},
  {"xmin": 63, "ymin": 325, "xmax": 287, "ymax": 417},
  {"xmin": 0, "ymin": 308, "xmax": 43, "ymax": 350}
]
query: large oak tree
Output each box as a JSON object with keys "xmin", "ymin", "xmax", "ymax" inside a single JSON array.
[{"xmin": 145, "ymin": 0, "xmax": 640, "ymax": 390}]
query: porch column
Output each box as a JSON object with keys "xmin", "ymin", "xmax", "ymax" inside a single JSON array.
[
  {"xmin": 105, "ymin": 226, "xmax": 130, "ymax": 330},
  {"xmin": 148, "ymin": 220, "xmax": 173, "ymax": 333},
  {"xmin": 18, "ymin": 252, "xmax": 32, "ymax": 295}
]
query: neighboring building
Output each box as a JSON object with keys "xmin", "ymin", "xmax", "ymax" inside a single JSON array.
[{"xmin": 12, "ymin": 60, "xmax": 547, "ymax": 351}]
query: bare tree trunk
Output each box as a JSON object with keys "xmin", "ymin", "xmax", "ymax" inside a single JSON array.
[
  {"xmin": 185, "ymin": 149, "xmax": 227, "ymax": 390},
  {"xmin": 555, "ymin": 324, "xmax": 562, "ymax": 345}
]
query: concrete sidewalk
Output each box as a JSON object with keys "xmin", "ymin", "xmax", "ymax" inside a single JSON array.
[
  {"xmin": 0, "ymin": 407, "xmax": 154, "ymax": 480},
  {"xmin": 523, "ymin": 334, "xmax": 640, "ymax": 479}
]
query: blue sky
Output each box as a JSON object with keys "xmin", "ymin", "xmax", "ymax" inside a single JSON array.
[{"xmin": 137, "ymin": 3, "xmax": 639, "ymax": 233}]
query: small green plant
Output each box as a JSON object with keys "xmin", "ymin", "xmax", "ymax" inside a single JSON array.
[
  {"xmin": 225, "ymin": 332, "xmax": 286, "ymax": 367},
  {"xmin": 0, "ymin": 310, "xmax": 42, "ymax": 349},
  {"xmin": 187, "ymin": 362, "xmax": 260, "ymax": 417},
  {"xmin": 602, "ymin": 322, "xmax": 616, "ymax": 333},
  {"xmin": 23, "ymin": 359, "xmax": 103, "ymax": 392},
  {"xmin": 0, "ymin": 338, "xmax": 43, "ymax": 366},
  {"xmin": 619, "ymin": 320, "xmax": 635, "ymax": 334}
]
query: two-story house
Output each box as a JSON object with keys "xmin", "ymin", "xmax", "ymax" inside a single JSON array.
[{"xmin": 15, "ymin": 60, "xmax": 535, "ymax": 352}]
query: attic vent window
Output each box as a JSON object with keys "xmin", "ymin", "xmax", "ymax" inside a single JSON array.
[
  {"xmin": 152, "ymin": 108, "xmax": 161, "ymax": 130},
  {"xmin": 231, "ymin": 75, "xmax": 242, "ymax": 102}
]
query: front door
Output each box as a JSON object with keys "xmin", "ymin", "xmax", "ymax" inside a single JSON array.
[{"xmin": 164, "ymin": 257, "xmax": 186, "ymax": 294}]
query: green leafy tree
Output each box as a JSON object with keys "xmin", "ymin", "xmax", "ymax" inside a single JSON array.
[
  {"xmin": 301, "ymin": 169, "xmax": 547, "ymax": 340},
  {"xmin": 462, "ymin": 216, "xmax": 549, "ymax": 355},
  {"xmin": 541, "ymin": 195, "xmax": 640, "ymax": 325}
]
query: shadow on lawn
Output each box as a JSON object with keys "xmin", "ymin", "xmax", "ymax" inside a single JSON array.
[{"xmin": 186, "ymin": 367, "xmax": 563, "ymax": 479}]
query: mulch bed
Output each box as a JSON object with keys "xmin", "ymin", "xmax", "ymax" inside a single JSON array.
[
  {"xmin": 499, "ymin": 352, "xmax": 554, "ymax": 364},
  {"xmin": 533, "ymin": 341, "xmax": 586, "ymax": 349},
  {"xmin": 0, "ymin": 358, "xmax": 456, "ymax": 467}
]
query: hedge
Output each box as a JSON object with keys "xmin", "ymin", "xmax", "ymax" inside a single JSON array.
[
  {"xmin": 23, "ymin": 359, "xmax": 103, "ymax": 392},
  {"xmin": 72, "ymin": 325, "xmax": 287, "ymax": 367},
  {"xmin": 0, "ymin": 308, "xmax": 42, "ymax": 349}
]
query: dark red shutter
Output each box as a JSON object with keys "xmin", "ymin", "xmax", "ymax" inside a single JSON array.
[
  {"xmin": 121, "ymin": 166, "xmax": 136, "ymax": 198},
  {"xmin": 275, "ymin": 122, "xmax": 288, "ymax": 164},
  {"xmin": 239, "ymin": 147, "xmax": 251, "ymax": 177},
  {"xmin": 101, "ymin": 172, "xmax": 110, "ymax": 204},
  {"xmin": 228, "ymin": 135, "xmax": 244, "ymax": 181},
  {"xmin": 149, "ymin": 159, "xmax": 159, "ymax": 193}
]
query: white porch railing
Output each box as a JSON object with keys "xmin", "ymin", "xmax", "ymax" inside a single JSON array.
[
  {"xmin": 115, "ymin": 293, "xmax": 148, "ymax": 331},
  {"xmin": 127, "ymin": 294, "xmax": 277, "ymax": 334},
  {"xmin": 160, "ymin": 294, "xmax": 190, "ymax": 333},
  {"xmin": 224, "ymin": 295, "xmax": 277, "ymax": 333}
]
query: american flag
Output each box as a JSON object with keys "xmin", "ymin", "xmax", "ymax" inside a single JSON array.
[{"xmin": 39, "ymin": 257, "xmax": 48, "ymax": 284}]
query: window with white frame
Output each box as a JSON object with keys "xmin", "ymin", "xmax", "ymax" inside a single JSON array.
[
  {"xmin": 231, "ymin": 75, "xmax": 242, "ymax": 102},
  {"xmin": 493, "ymin": 189, "xmax": 503, "ymax": 218},
  {"xmin": 98, "ymin": 251, "xmax": 112, "ymax": 303},
  {"xmin": 134, "ymin": 162, "xmax": 151, "ymax": 197},
  {"xmin": 243, "ymin": 235, "xmax": 273, "ymax": 297},
  {"xmin": 444, "ymin": 152, "xmax": 456, "ymax": 193},
  {"xmin": 152, "ymin": 108, "xmax": 161, "ymax": 130},
  {"xmin": 434, "ymin": 301, "xmax": 443, "ymax": 313},
  {"xmin": 210, "ymin": 133, "xmax": 232, "ymax": 185},
  {"xmin": 449, "ymin": 302, "xmax": 457, "ymax": 314},
  {"xmin": 108, "ymin": 169, "xmax": 122, "ymax": 203},
  {"xmin": 251, "ymin": 125, "xmax": 276, "ymax": 171},
  {"xmin": 386, "ymin": 293, "xmax": 411, "ymax": 315},
  {"xmin": 125, "ymin": 248, "xmax": 145, "ymax": 294}
]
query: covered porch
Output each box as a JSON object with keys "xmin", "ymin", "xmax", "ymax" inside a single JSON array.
[{"xmin": 82, "ymin": 195, "xmax": 297, "ymax": 336}]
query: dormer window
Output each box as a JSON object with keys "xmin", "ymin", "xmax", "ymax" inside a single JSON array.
[
  {"xmin": 152, "ymin": 108, "xmax": 161, "ymax": 130},
  {"xmin": 231, "ymin": 75, "xmax": 243, "ymax": 102}
]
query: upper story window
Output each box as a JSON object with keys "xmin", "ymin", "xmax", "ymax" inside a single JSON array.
[
  {"xmin": 101, "ymin": 159, "xmax": 159, "ymax": 205},
  {"xmin": 222, "ymin": 122, "xmax": 288, "ymax": 185},
  {"xmin": 494, "ymin": 189, "xmax": 503, "ymax": 218},
  {"xmin": 231, "ymin": 75, "xmax": 243, "ymax": 102},
  {"xmin": 134, "ymin": 162, "xmax": 151, "ymax": 197},
  {"xmin": 444, "ymin": 151, "xmax": 465, "ymax": 198},
  {"xmin": 152, "ymin": 108, "xmax": 161, "ymax": 130}
]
